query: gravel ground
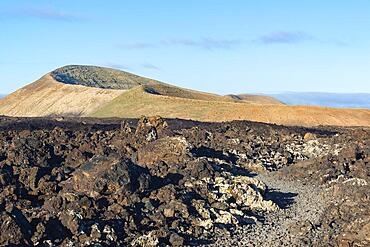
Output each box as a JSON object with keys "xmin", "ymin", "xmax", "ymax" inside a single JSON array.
[{"xmin": 207, "ymin": 172, "xmax": 328, "ymax": 247}]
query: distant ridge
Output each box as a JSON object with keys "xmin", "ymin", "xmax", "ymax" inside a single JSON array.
[{"xmin": 266, "ymin": 92, "xmax": 370, "ymax": 109}]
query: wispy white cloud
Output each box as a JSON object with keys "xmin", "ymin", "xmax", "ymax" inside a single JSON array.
[
  {"xmin": 118, "ymin": 42, "xmax": 157, "ymax": 49},
  {"xmin": 119, "ymin": 38, "xmax": 242, "ymax": 51},
  {"xmin": 1, "ymin": 7, "xmax": 85, "ymax": 22},
  {"xmin": 323, "ymin": 39, "xmax": 349, "ymax": 47},
  {"xmin": 118, "ymin": 32, "xmax": 346, "ymax": 51},
  {"xmin": 103, "ymin": 63, "xmax": 131, "ymax": 70},
  {"xmin": 142, "ymin": 63, "xmax": 160, "ymax": 70},
  {"xmin": 103, "ymin": 62, "xmax": 160, "ymax": 71},
  {"xmin": 258, "ymin": 31, "xmax": 314, "ymax": 44},
  {"xmin": 161, "ymin": 38, "xmax": 242, "ymax": 50}
]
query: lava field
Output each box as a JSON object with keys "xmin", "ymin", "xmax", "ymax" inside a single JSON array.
[{"xmin": 0, "ymin": 116, "xmax": 369, "ymax": 246}]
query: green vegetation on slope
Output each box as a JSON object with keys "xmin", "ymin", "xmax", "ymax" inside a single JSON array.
[
  {"xmin": 141, "ymin": 84, "xmax": 237, "ymax": 102},
  {"xmin": 90, "ymin": 86, "xmax": 236, "ymax": 119},
  {"xmin": 51, "ymin": 65, "xmax": 162, "ymax": 89},
  {"xmin": 90, "ymin": 85, "xmax": 245, "ymax": 119}
]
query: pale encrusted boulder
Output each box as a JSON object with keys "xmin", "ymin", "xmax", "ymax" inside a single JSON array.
[{"xmin": 131, "ymin": 231, "xmax": 159, "ymax": 247}]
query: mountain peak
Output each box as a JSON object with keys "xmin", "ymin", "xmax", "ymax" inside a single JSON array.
[{"xmin": 50, "ymin": 65, "xmax": 161, "ymax": 90}]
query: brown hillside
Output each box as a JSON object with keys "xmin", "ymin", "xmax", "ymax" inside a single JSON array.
[
  {"xmin": 141, "ymin": 84, "xmax": 237, "ymax": 102},
  {"xmin": 0, "ymin": 65, "xmax": 249, "ymax": 118},
  {"xmin": 226, "ymin": 94, "xmax": 285, "ymax": 105},
  {"xmin": 91, "ymin": 86, "xmax": 370, "ymax": 127},
  {"xmin": 0, "ymin": 74, "xmax": 125, "ymax": 117}
]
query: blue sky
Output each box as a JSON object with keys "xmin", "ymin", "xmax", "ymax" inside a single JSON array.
[{"xmin": 1, "ymin": 0, "xmax": 370, "ymax": 94}]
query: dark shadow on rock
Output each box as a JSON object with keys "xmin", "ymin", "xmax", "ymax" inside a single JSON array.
[
  {"xmin": 191, "ymin": 146, "xmax": 238, "ymax": 164},
  {"xmin": 186, "ymin": 237, "xmax": 213, "ymax": 246},
  {"xmin": 265, "ymin": 189, "xmax": 298, "ymax": 209},
  {"xmin": 11, "ymin": 207, "xmax": 33, "ymax": 239},
  {"xmin": 44, "ymin": 218, "xmax": 72, "ymax": 241},
  {"xmin": 210, "ymin": 161, "xmax": 257, "ymax": 178}
]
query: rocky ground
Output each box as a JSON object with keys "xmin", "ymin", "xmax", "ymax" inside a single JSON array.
[{"xmin": 0, "ymin": 116, "xmax": 368, "ymax": 246}]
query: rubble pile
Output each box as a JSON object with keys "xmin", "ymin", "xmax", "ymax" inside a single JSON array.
[
  {"xmin": 181, "ymin": 124, "xmax": 341, "ymax": 171},
  {"xmin": 279, "ymin": 129, "xmax": 370, "ymax": 247}
]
